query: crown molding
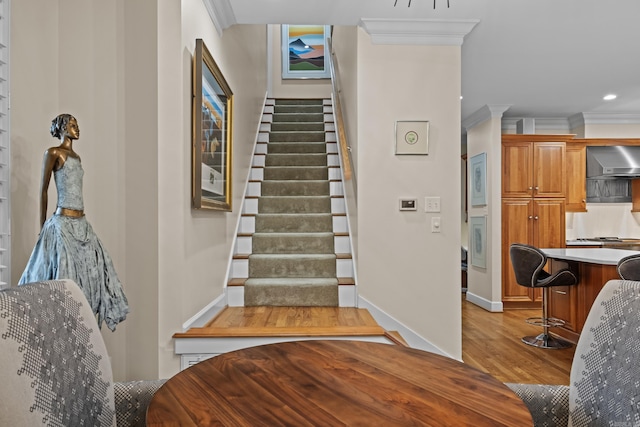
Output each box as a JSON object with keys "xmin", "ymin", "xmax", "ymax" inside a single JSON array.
[
  {"xmin": 202, "ymin": 0, "xmax": 237, "ymax": 36},
  {"xmin": 359, "ymin": 18, "xmax": 480, "ymax": 46},
  {"xmin": 570, "ymin": 112, "xmax": 640, "ymax": 128},
  {"xmin": 463, "ymin": 104, "xmax": 511, "ymax": 131},
  {"xmin": 502, "ymin": 117, "xmax": 571, "ymax": 134}
]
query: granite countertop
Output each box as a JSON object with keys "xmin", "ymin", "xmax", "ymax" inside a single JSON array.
[{"xmin": 542, "ymin": 248, "xmax": 640, "ymax": 265}]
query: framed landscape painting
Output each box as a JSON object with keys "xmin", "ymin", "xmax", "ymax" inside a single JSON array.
[
  {"xmin": 282, "ymin": 25, "xmax": 331, "ymax": 79},
  {"xmin": 192, "ymin": 38, "xmax": 233, "ymax": 211}
]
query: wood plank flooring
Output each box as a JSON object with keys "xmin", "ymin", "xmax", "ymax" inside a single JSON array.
[
  {"xmin": 462, "ymin": 296, "xmax": 574, "ymax": 385},
  {"xmin": 177, "ymin": 299, "xmax": 574, "ymax": 385}
]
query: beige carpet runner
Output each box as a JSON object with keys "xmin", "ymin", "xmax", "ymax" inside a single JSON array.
[{"xmin": 244, "ymin": 99, "xmax": 339, "ymax": 306}]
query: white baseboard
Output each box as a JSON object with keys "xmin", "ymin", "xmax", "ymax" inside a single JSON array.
[
  {"xmin": 465, "ymin": 291, "xmax": 503, "ymax": 312},
  {"xmin": 357, "ymin": 296, "xmax": 451, "ymax": 359}
]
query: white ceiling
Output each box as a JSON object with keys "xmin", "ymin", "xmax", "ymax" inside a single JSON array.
[{"xmin": 215, "ymin": 0, "xmax": 640, "ymax": 127}]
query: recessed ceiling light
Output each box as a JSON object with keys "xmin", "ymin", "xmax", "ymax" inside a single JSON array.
[{"xmin": 603, "ymin": 94, "xmax": 617, "ymax": 101}]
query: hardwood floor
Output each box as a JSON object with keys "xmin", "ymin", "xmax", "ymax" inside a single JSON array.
[
  {"xmin": 462, "ymin": 295, "xmax": 575, "ymax": 385},
  {"xmin": 178, "ymin": 300, "xmax": 575, "ymax": 386}
]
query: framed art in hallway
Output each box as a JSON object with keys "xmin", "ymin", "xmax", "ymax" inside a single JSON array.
[
  {"xmin": 395, "ymin": 121, "xmax": 429, "ymax": 155},
  {"xmin": 192, "ymin": 38, "xmax": 234, "ymax": 211},
  {"xmin": 282, "ymin": 25, "xmax": 331, "ymax": 79},
  {"xmin": 470, "ymin": 216, "xmax": 487, "ymax": 268},
  {"xmin": 470, "ymin": 152, "xmax": 487, "ymax": 206}
]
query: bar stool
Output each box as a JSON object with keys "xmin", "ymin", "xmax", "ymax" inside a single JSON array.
[
  {"xmin": 617, "ymin": 253, "xmax": 640, "ymax": 280},
  {"xmin": 509, "ymin": 243, "xmax": 578, "ymax": 349}
]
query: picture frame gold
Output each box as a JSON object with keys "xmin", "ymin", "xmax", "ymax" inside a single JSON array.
[{"xmin": 192, "ymin": 38, "xmax": 233, "ymax": 211}]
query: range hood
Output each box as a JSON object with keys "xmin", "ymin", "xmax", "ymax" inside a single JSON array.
[{"xmin": 586, "ymin": 146, "xmax": 640, "ymax": 178}]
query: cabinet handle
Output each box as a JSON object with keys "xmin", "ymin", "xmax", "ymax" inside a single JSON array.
[
  {"xmin": 528, "ymin": 186, "xmax": 533, "ymax": 190},
  {"xmin": 534, "ymin": 186, "xmax": 539, "ymax": 190},
  {"xmin": 555, "ymin": 290, "xmax": 567, "ymax": 295},
  {"xmin": 528, "ymin": 216, "xmax": 533, "ymax": 219},
  {"xmin": 534, "ymin": 216, "xmax": 539, "ymax": 220}
]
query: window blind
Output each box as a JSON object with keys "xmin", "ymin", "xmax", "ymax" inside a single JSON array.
[{"xmin": 0, "ymin": 0, "xmax": 10, "ymax": 289}]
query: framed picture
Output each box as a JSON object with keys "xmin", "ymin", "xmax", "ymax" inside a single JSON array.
[
  {"xmin": 470, "ymin": 216, "xmax": 487, "ymax": 268},
  {"xmin": 395, "ymin": 121, "xmax": 429, "ymax": 155},
  {"xmin": 192, "ymin": 38, "xmax": 233, "ymax": 211},
  {"xmin": 470, "ymin": 152, "xmax": 487, "ymax": 206},
  {"xmin": 282, "ymin": 25, "xmax": 331, "ymax": 79}
]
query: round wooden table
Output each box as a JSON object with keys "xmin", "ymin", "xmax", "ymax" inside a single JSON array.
[{"xmin": 147, "ymin": 340, "xmax": 533, "ymax": 426}]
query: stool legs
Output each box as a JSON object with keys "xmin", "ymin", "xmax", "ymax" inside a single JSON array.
[{"xmin": 521, "ymin": 288, "xmax": 572, "ymax": 349}]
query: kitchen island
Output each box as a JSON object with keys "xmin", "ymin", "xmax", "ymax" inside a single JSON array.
[{"xmin": 541, "ymin": 247, "xmax": 639, "ymax": 343}]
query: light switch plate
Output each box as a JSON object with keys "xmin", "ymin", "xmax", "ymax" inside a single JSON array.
[{"xmin": 425, "ymin": 196, "xmax": 441, "ymax": 212}]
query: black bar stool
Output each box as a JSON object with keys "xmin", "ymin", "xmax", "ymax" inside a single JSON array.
[
  {"xmin": 509, "ymin": 243, "xmax": 578, "ymax": 349},
  {"xmin": 617, "ymin": 253, "xmax": 640, "ymax": 280}
]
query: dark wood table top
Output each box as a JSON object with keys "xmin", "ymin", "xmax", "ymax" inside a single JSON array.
[{"xmin": 147, "ymin": 340, "xmax": 533, "ymax": 426}]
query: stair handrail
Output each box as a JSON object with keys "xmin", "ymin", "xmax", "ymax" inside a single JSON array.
[{"xmin": 327, "ymin": 38, "xmax": 353, "ymax": 181}]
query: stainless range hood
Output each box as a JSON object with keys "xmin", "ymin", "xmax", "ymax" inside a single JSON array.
[{"xmin": 587, "ymin": 146, "xmax": 640, "ymax": 178}]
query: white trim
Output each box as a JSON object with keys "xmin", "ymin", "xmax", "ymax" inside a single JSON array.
[
  {"xmin": 357, "ymin": 296, "xmax": 452, "ymax": 359},
  {"xmin": 465, "ymin": 291, "xmax": 503, "ymax": 312},
  {"xmin": 181, "ymin": 292, "xmax": 227, "ymax": 330},
  {"xmin": 359, "ymin": 18, "xmax": 480, "ymax": 46},
  {"xmin": 0, "ymin": 0, "xmax": 11, "ymax": 289},
  {"xmin": 201, "ymin": 0, "xmax": 237, "ymax": 36},
  {"xmin": 463, "ymin": 104, "xmax": 511, "ymax": 131},
  {"xmin": 570, "ymin": 112, "xmax": 640, "ymax": 127}
]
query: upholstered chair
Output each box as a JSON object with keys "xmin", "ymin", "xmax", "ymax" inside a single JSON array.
[
  {"xmin": 509, "ymin": 243, "xmax": 578, "ymax": 349},
  {"xmin": 508, "ymin": 279, "xmax": 640, "ymax": 426},
  {"xmin": 0, "ymin": 279, "xmax": 166, "ymax": 426}
]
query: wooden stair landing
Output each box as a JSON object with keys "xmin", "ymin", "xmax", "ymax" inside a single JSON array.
[{"xmin": 174, "ymin": 306, "xmax": 408, "ymax": 346}]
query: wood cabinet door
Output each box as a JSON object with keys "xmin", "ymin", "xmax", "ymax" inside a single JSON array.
[
  {"xmin": 502, "ymin": 142, "xmax": 533, "ymax": 198},
  {"xmin": 532, "ymin": 198, "xmax": 566, "ymax": 248},
  {"xmin": 533, "ymin": 142, "xmax": 566, "ymax": 198},
  {"xmin": 501, "ymin": 199, "xmax": 535, "ymax": 302},
  {"xmin": 566, "ymin": 143, "xmax": 587, "ymax": 212}
]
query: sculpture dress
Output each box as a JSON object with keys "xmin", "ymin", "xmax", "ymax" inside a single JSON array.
[{"xmin": 18, "ymin": 156, "xmax": 129, "ymax": 331}]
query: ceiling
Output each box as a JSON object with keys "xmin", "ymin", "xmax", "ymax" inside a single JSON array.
[{"xmin": 214, "ymin": 0, "xmax": 640, "ymax": 128}]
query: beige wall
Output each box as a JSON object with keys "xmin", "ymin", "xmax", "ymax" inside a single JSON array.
[
  {"xmin": 11, "ymin": 0, "xmax": 267, "ymax": 380},
  {"xmin": 465, "ymin": 116, "xmax": 503, "ymax": 309},
  {"xmin": 269, "ymin": 25, "xmax": 332, "ymax": 99},
  {"xmin": 355, "ymin": 28, "xmax": 462, "ymax": 358}
]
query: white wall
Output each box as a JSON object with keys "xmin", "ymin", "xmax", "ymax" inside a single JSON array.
[
  {"xmin": 11, "ymin": 0, "xmax": 268, "ymax": 380},
  {"xmin": 355, "ymin": 28, "xmax": 461, "ymax": 358},
  {"xmin": 465, "ymin": 116, "xmax": 503, "ymax": 310}
]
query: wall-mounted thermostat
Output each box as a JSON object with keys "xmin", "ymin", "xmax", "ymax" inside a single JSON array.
[{"xmin": 399, "ymin": 198, "xmax": 418, "ymax": 211}]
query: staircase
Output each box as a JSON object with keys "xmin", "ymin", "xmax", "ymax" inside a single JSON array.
[
  {"xmin": 173, "ymin": 99, "xmax": 413, "ymax": 369},
  {"xmin": 230, "ymin": 98, "xmax": 356, "ymax": 307}
]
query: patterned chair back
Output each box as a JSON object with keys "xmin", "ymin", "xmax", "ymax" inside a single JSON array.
[
  {"xmin": 569, "ymin": 280, "xmax": 640, "ymax": 426},
  {"xmin": 0, "ymin": 280, "xmax": 116, "ymax": 426}
]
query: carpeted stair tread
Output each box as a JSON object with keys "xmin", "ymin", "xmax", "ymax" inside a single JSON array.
[
  {"xmin": 244, "ymin": 278, "xmax": 339, "ymax": 307},
  {"xmin": 270, "ymin": 122, "xmax": 324, "ymax": 132},
  {"xmin": 267, "ymin": 142, "xmax": 327, "ymax": 153},
  {"xmin": 263, "ymin": 166, "xmax": 328, "ymax": 180},
  {"xmin": 274, "ymin": 105, "xmax": 323, "ymax": 114},
  {"xmin": 276, "ymin": 99, "xmax": 323, "ymax": 105},
  {"xmin": 269, "ymin": 131, "xmax": 325, "ymax": 142},
  {"xmin": 261, "ymin": 180, "xmax": 329, "ymax": 196},
  {"xmin": 258, "ymin": 196, "xmax": 331, "ymax": 213},
  {"xmin": 255, "ymin": 213, "xmax": 333, "ymax": 232},
  {"xmin": 265, "ymin": 153, "xmax": 328, "ymax": 167},
  {"xmin": 252, "ymin": 232, "xmax": 335, "ymax": 254},
  {"xmin": 249, "ymin": 254, "xmax": 337, "ymax": 278},
  {"xmin": 273, "ymin": 113, "xmax": 324, "ymax": 122}
]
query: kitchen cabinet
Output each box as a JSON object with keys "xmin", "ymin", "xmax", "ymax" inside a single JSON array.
[
  {"xmin": 502, "ymin": 140, "xmax": 566, "ymax": 199},
  {"xmin": 566, "ymin": 142, "xmax": 587, "ymax": 212},
  {"xmin": 501, "ymin": 198, "xmax": 566, "ymax": 306},
  {"xmin": 501, "ymin": 135, "xmax": 571, "ymax": 307}
]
